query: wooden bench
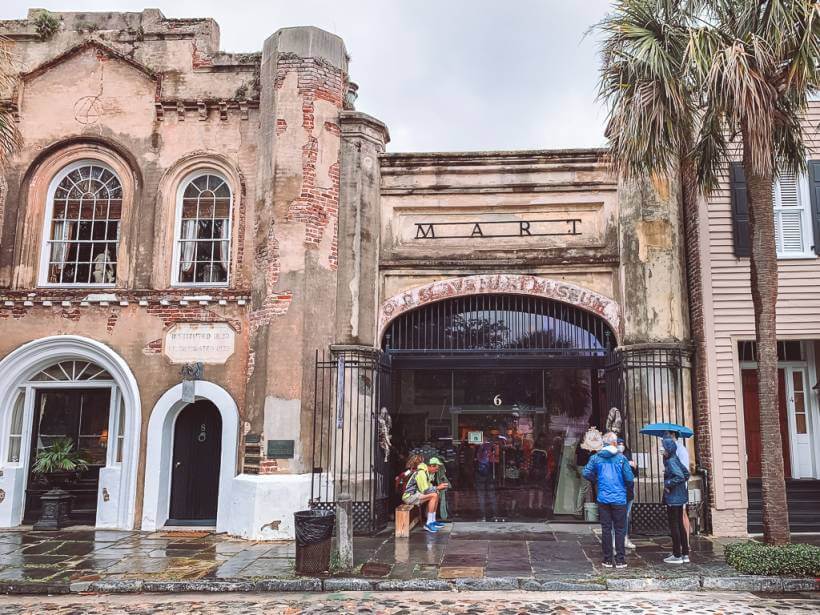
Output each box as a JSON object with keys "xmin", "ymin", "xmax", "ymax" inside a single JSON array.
[{"xmin": 395, "ymin": 503, "xmax": 421, "ymax": 538}]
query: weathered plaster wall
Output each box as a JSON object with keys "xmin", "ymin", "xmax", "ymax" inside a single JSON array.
[
  {"xmin": 0, "ymin": 10, "xmax": 260, "ymax": 527},
  {"xmin": 617, "ymin": 175, "xmax": 689, "ymax": 344},
  {"xmin": 376, "ymin": 149, "xmax": 624, "ymax": 344},
  {"xmin": 244, "ymin": 27, "xmax": 348, "ymax": 476}
]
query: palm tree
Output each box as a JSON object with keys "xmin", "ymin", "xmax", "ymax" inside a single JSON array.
[
  {"xmin": 596, "ymin": 0, "xmax": 819, "ymax": 545},
  {"xmin": 0, "ymin": 35, "xmax": 19, "ymax": 162}
]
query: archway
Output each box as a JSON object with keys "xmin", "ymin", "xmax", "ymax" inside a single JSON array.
[
  {"xmin": 379, "ymin": 287, "xmax": 619, "ymax": 522},
  {"xmin": 141, "ymin": 381, "xmax": 238, "ymax": 532},
  {"xmin": 0, "ymin": 336, "xmax": 141, "ymax": 529}
]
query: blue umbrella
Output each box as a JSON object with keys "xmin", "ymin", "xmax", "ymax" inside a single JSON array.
[{"xmin": 639, "ymin": 422, "xmax": 693, "ymax": 438}]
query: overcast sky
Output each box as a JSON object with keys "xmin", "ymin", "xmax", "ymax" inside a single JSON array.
[{"xmin": 1, "ymin": 1, "xmax": 613, "ymax": 152}]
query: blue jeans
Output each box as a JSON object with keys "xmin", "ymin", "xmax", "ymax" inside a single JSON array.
[
  {"xmin": 599, "ymin": 503, "xmax": 627, "ymax": 564},
  {"xmin": 612, "ymin": 499, "xmax": 634, "ymax": 542}
]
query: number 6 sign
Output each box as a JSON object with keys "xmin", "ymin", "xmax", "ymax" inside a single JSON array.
[{"xmin": 493, "ymin": 394, "xmax": 502, "ymax": 406}]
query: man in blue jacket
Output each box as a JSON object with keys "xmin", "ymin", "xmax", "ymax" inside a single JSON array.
[{"xmin": 583, "ymin": 431, "xmax": 635, "ymax": 568}]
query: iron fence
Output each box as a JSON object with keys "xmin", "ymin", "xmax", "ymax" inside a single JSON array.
[{"xmin": 309, "ymin": 346, "xmax": 391, "ymax": 534}]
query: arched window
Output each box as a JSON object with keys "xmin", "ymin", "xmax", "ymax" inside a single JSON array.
[
  {"xmin": 41, "ymin": 161, "xmax": 123, "ymax": 286},
  {"xmin": 173, "ymin": 172, "xmax": 232, "ymax": 286}
]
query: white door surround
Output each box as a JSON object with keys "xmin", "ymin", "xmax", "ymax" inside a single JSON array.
[
  {"xmin": 0, "ymin": 336, "xmax": 141, "ymax": 529},
  {"xmin": 141, "ymin": 381, "xmax": 238, "ymax": 532}
]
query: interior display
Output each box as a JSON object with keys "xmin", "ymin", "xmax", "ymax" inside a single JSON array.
[{"xmin": 390, "ymin": 367, "xmax": 600, "ymax": 520}]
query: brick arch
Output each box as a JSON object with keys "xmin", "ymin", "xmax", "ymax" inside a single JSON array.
[
  {"xmin": 14, "ymin": 140, "xmax": 141, "ymax": 288},
  {"xmin": 377, "ymin": 274, "xmax": 621, "ymax": 343}
]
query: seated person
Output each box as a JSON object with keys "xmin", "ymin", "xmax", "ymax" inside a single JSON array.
[{"xmin": 402, "ymin": 462, "xmax": 448, "ymax": 533}]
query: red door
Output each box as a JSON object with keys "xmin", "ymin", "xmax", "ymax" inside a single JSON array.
[{"xmin": 742, "ymin": 369, "xmax": 791, "ymax": 478}]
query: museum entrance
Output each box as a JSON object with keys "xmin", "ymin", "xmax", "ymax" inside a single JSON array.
[{"xmin": 382, "ymin": 293, "xmax": 616, "ymax": 522}]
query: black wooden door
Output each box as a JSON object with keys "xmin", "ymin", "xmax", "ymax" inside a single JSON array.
[{"xmin": 168, "ymin": 400, "xmax": 222, "ymax": 523}]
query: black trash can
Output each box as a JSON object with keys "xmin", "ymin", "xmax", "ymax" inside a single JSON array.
[{"xmin": 294, "ymin": 509, "xmax": 335, "ymax": 574}]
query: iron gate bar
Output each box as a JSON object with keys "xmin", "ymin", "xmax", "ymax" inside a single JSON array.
[
  {"xmin": 382, "ymin": 294, "xmax": 615, "ymax": 356},
  {"xmin": 310, "ymin": 346, "xmax": 390, "ymax": 534}
]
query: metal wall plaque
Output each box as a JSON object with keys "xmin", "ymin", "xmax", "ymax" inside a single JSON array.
[{"xmin": 267, "ymin": 440, "xmax": 295, "ymax": 459}]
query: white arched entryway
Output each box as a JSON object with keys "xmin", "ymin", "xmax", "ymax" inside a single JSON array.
[
  {"xmin": 141, "ymin": 381, "xmax": 238, "ymax": 532},
  {"xmin": 0, "ymin": 336, "xmax": 141, "ymax": 529}
]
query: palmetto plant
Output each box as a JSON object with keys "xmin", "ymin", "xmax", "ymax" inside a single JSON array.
[
  {"xmin": 0, "ymin": 35, "xmax": 20, "ymax": 163},
  {"xmin": 596, "ymin": 0, "xmax": 820, "ymax": 545},
  {"xmin": 32, "ymin": 438, "xmax": 89, "ymax": 475}
]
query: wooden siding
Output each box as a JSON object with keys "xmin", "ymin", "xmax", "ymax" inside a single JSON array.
[{"xmin": 703, "ymin": 101, "xmax": 820, "ymax": 511}]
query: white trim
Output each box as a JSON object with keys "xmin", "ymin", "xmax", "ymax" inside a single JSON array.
[
  {"xmin": 37, "ymin": 160, "xmax": 123, "ymax": 288},
  {"xmin": 774, "ymin": 169, "xmax": 816, "ymax": 260},
  {"xmin": 170, "ymin": 169, "xmax": 234, "ymax": 288},
  {"xmin": 0, "ymin": 336, "xmax": 141, "ymax": 529},
  {"xmin": 141, "ymin": 381, "xmax": 238, "ymax": 532}
]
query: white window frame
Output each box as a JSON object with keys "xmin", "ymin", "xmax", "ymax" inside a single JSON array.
[
  {"xmin": 171, "ymin": 170, "xmax": 233, "ymax": 288},
  {"xmin": 773, "ymin": 170, "xmax": 815, "ymax": 260},
  {"xmin": 38, "ymin": 159, "xmax": 123, "ymax": 287}
]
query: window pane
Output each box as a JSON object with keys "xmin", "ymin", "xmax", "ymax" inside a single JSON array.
[
  {"xmin": 7, "ymin": 391, "xmax": 25, "ymax": 463},
  {"xmin": 116, "ymin": 397, "xmax": 125, "ymax": 463},
  {"xmin": 176, "ymin": 173, "xmax": 231, "ymax": 285},
  {"xmin": 47, "ymin": 163, "xmax": 122, "ymax": 285},
  {"xmin": 795, "ymin": 413, "xmax": 807, "ymax": 434}
]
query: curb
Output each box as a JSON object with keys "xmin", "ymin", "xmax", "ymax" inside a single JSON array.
[{"xmin": 2, "ymin": 574, "xmax": 818, "ymax": 595}]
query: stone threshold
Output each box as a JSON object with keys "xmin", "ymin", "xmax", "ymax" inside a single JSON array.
[{"xmin": 1, "ymin": 574, "xmax": 816, "ymax": 596}]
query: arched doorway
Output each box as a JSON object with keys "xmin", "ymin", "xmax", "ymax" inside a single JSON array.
[
  {"xmin": 0, "ymin": 336, "xmax": 141, "ymax": 530},
  {"xmin": 168, "ymin": 400, "xmax": 222, "ymax": 524},
  {"xmin": 380, "ymin": 292, "xmax": 617, "ymax": 521},
  {"xmin": 141, "ymin": 381, "xmax": 238, "ymax": 532}
]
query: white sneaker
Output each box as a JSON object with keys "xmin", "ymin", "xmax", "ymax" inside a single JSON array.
[
  {"xmin": 682, "ymin": 555, "xmax": 690, "ymax": 563},
  {"xmin": 625, "ymin": 540, "xmax": 636, "ymax": 549},
  {"xmin": 664, "ymin": 555, "xmax": 684, "ymax": 564}
]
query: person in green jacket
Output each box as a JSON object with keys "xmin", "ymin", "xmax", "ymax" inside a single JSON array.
[
  {"xmin": 402, "ymin": 461, "xmax": 448, "ymax": 533},
  {"xmin": 427, "ymin": 457, "xmax": 450, "ymax": 522}
]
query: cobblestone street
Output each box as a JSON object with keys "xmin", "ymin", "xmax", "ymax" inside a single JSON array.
[{"xmin": 2, "ymin": 590, "xmax": 819, "ymax": 614}]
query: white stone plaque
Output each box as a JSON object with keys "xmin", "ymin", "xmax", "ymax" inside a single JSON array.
[{"xmin": 164, "ymin": 323, "xmax": 235, "ymax": 364}]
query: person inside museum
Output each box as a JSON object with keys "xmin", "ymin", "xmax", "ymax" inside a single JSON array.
[{"xmin": 573, "ymin": 426, "xmax": 603, "ymax": 519}]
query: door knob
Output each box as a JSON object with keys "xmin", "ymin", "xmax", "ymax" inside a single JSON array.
[{"xmin": 175, "ymin": 462, "xmax": 182, "ymax": 469}]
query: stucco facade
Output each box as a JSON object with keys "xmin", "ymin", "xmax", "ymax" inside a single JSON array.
[{"xmin": 0, "ymin": 10, "xmax": 699, "ymax": 539}]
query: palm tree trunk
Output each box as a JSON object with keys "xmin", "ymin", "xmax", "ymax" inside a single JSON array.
[{"xmin": 742, "ymin": 133, "xmax": 790, "ymax": 545}]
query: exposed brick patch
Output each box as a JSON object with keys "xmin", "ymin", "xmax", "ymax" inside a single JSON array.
[
  {"xmin": 191, "ymin": 39, "xmax": 213, "ymax": 69},
  {"xmin": 143, "ymin": 338, "xmax": 163, "ymax": 355},
  {"xmin": 147, "ymin": 304, "xmax": 243, "ymax": 333},
  {"xmin": 259, "ymin": 459, "xmax": 278, "ymax": 474},
  {"xmin": 246, "ymin": 348, "xmax": 256, "ymax": 378},
  {"xmin": 276, "ymin": 53, "xmax": 345, "ymax": 271},
  {"xmin": 60, "ymin": 308, "xmax": 81, "ymax": 321},
  {"xmin": 106, "ymin": 309, "xmax": 120, "ymax": 333},
  {"xmin": 276, "ymin": 118, "xmax": 287, "ymax": 135},
  {"xmin": 249, "ymin": 220, "xmax": 294, "ymax": 338}
]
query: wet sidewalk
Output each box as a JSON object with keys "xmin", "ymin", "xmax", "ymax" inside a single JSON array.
[{"xmin": 0, "ymin": 523, "xmax": 817, "ymax": 594}]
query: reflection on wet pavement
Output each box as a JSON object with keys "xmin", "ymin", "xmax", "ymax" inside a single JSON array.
[{"xmin": 0, "ymin": 522, "xmax": 817, "ymax": 587}]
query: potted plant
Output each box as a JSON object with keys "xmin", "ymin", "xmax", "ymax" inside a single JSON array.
[
  {"xmin": 32, "ymin": 438, "xmax": 89, "ymax": 487},
  {"xmin": 31, "ymin": 438, "xmax": 89, "ymax": 530}
]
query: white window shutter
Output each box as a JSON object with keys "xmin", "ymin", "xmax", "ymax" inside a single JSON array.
[
  {"xmin": 780, "ymin": 210, "xmax": 804, "ymax": 252},
  {"xmin": 773, "ymin": 171, "xmax": 806, "ymax": 255}
]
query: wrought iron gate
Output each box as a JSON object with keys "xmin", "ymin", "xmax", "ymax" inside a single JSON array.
[
  {"xmin": 309, "ymin": 346, "xmax": 391, "ymax": 534},
  {"xmin": 607, "ymin": 344, "xmax": 694, "ymax": 534}
]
